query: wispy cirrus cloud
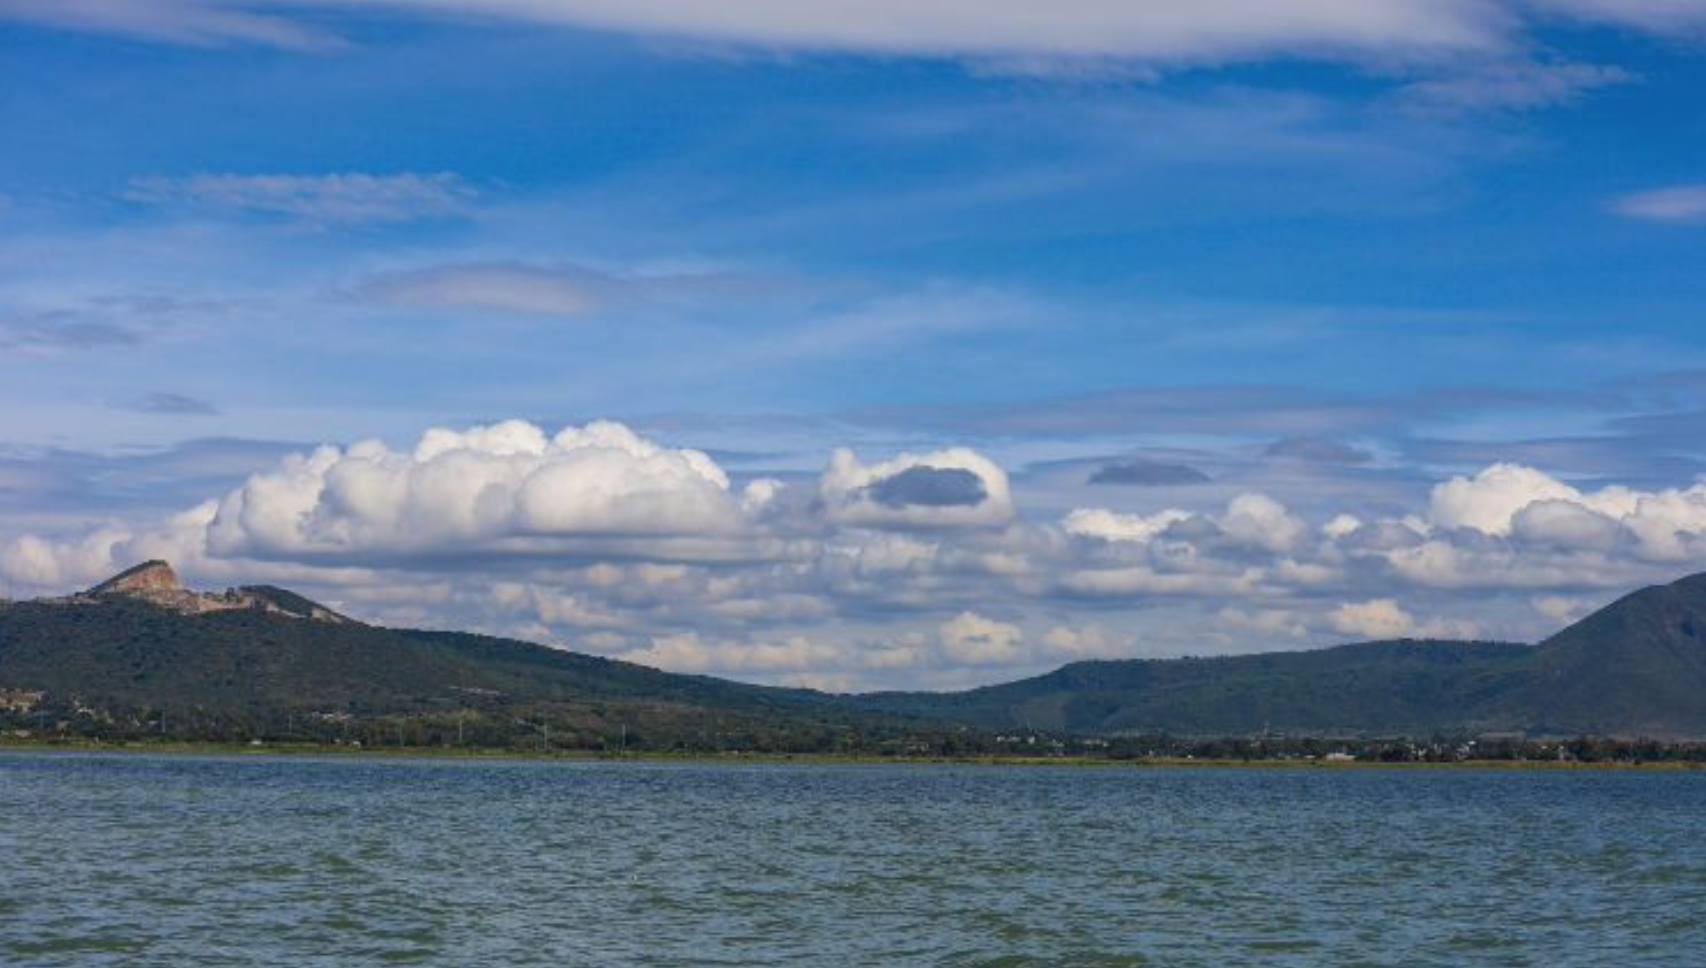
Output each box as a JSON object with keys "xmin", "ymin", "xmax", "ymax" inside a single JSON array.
[
  {"xmin": 355, "ymin": 261, "xmax": 766, "ymax": 318},
  {"xmin": 116, "ymin": 393, "xmax": 221, "ymax": 417},
  {"xmin": 0, "ymin": 294, "xmax": 245, "ymax": 358},
  {"xmin": 6, "ymin": 1, "xmax": 1704, "ymax": 67},
  {"xmin": 125, "ymin": 172, "xmax": 476, "ymax": 225},
  {"xmin": 0, "ymin": 0, "xmax": 341, "ymax": 49},
  {"xmin": 1525, "ymin": 0, "xmax": 1706, "ymax": 32},
  {"xmin": 0, "ymin": 313, "xmax": 140, "ymax": 356},
  {"xmin": 0, "ymin": 0, "xmax": 1500, "ymax": 61},
  {"xmin": 1398, "ymin": 60, "xmax": 1633, "ymax": 114},
  {"xmin": 1611, "ymin": 184, "xmax": 1706, "ymax": 223}
]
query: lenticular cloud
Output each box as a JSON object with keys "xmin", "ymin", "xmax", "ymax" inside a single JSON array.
[{"xmin": 819, "ymin": 447, "xmax": 1014, "ymax": 530}]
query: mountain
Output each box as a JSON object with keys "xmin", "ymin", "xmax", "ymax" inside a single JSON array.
[
  {"xmin": 81, "ymin": 560, "xmax": 353, "ymax": 623},
  {"xmin": 4, "ymin": 562, "xmax": 1706, "ymax": 743},
  {"xmin": 852, "ymin": 639, "xmax": 1535, "ymax": 736},
  {"xmin": 0, "ymin": 564, "xmax": 890, "ymax": 750},
  {"xmin": 1491, "ymin": 574, "xmax": 1706, "ymax": 737},
  {"xmin": 853, "ymin": 573, "xmax": 1706, "ymax": 739}
]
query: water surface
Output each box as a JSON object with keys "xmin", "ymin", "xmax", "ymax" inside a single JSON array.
[{"xmin": 2, "ymin": 753, "xmax": 1702, "ymax": 967}]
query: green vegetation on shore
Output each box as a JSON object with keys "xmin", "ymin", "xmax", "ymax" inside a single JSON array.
[{"xmin": 4, "ymin": 734, "xmax": 1704, "ymax": 770}]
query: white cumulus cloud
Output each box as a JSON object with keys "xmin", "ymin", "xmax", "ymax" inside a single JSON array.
[
  {"xmin": 938, "ymin": 611, "xmax": 1025, "ymax": 666},
  {"xmin": 204, "ymin": 419, "xmax": 773, "ymax": 562},
  {"xmin": 1328, "ymin": 598, "xmax": 1417, "ymax": 638},
  {"xmin": 1063, "ymin": 507, "xmax": 1191, "ymax": 544}
]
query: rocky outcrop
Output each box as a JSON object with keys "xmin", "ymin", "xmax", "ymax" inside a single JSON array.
[
  {"xmin": 78, "ymin": 562, "xmax": 351, "ymax": 624},
  {"xmin": 90, "ymin": 560, "xmax": 183, "ymax": 596}
]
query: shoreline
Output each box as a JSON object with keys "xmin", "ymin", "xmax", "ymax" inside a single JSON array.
[{"xmin": 3, "ymin": 739, "xmax": 1702, "ymax": 771}]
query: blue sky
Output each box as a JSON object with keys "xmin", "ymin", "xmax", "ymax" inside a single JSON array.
[{"xmin": 3, "ymin": 1, "xmax": 1706, "ymax": 689}]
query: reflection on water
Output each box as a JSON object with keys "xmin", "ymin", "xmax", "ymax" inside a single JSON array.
[{"xmin": 2, "ymin": 753, "xmax": 1703, "ymax": 967}]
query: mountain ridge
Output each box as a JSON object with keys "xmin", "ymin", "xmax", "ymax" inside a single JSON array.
[
  {"xmin": 851, "ymin": 573, "xmax": 1706, "ymax": 738},
  {"xmin": 4, "ymin": 562, "xmax": 1706, "ymax": 741},
  {"xmin": 45, "ymin": 559, "xmax": 354, "ymax": 624}
]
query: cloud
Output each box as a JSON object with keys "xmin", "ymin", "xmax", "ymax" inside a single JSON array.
[
  {"xmin": 1430, "ymin": 463, "xmax": 1608, "ymax": 536},
  {"xmin": 360, "ymin": 264, "xmax": 610, "ymax": 317},
  {"xmin": 619, "ymin": 631, "xmax": 840, "ymax": 676},
  {"xmin": 1398, "ymin": 60, "xmax": 1632, "ymax": 113},
  {"xmin": 1054, "ymin": 458, "xmax": 1706, "ymax": 604},
  {"xmin": 1510, "ymin": 499, "xmax": 1621, "ymax": 551},
  {"xmin": 1040, "ymin": 624, "xmax": 1112, "ymax": 657},
  {"xmin": 1218, "ymin": 607, "xmax": 1309, "ymax": 639},
  {"xmin": 0, "ymin": 527, "xmax": 132, "ymax": 589},
  {"xmin": 1063, "ymin": 508, "xmax": 1193, "ymax": 545},
  {"xmin": 0, "ymin": 293, "xmax": 241, "ymax": 358},
  {"xmin": 13, "ymin": 1, "xmax": 1706, "ymax": 72},
  {"xmin": 1088, "ymin": 460, "xmax": 1210, "ymax": 486},
  {"xmin": 820, "ymin": 447, "xmax": 1013, "ymax": 529},
  {"xmin": 1531, "ymin": 594, "xmax": 1593, "ymax": 625},
  {"xmin": 12, "ymin": 409, "xmax": 1706, "ymax": 688},
  {"xmin": 1219, "ymin": 493, "xmax": 1310, "ymax": 554},
  {"xmin": 938, "ymin": 611, "xmax": 1024, "ymax": 666},
  {"xmin": 1263, "ymin": 437, "xmax": 1372, "ymax": 465},
  {"xmin": 0, "ymin": 0, "xmax": 1506, "ymax": 62},
  {"xmin": 125, "ymin": 172, "xmax": 475, "ymax": 224},
  {"xmin": 203, "ymin": 419, "xmax": 777, "ymax": 563},
  {"xmin": 355, "ymin": 261, "xmax": 763, "ymax": 318},
  {"xmin": 0, "ymin": 0, "xmax": 340, "ymax": 48},
  {"xmin": 0, "ymin": 500, "xmax": 270, "ymax": 594},
  {"xmin": 0, "ymin": 314, "xmax": 140, "ymax": 355},
  {"xmin": 1057, "ymin": 491, "xmax": 1310, "ymax": 559},
  {"xmin": 1428, "ymin": 463, "xmax": 1637, "ymax": 538},
  {"xmin": 1328, "ymin": 598, "xmax": 1418, "ymax": 638},
  {"xmin": 116, "ymin": 393, "xmax": 221, "ymax": 416},
  {"xmin": 883, "ymin": 385, "xmax": 1404, "ymax": 439},
  {"xmin": 0, "ymin": 438, "xmax": 308, "ymax": 519},
  {"xmin": 1366, "ymin": 462, "xmax": 1706, "ymax": 584},
  {"xmin": 1067, "ymin": 494, "xmax": 1307, "ymax": 554},
  {"xmin": 1611, "ymin": 184, "xmax": 1706, "ymax": 223},
  {"xmin": 1524, "ymin": 0, "xmax": 1706, "ymax": 32},
  {"xmin": 1327, "ymin": 597, "xmax": 1481, "ymax": 639},
  {"xmin": 865, "ymin": 466, "xmax": 988, "ymax": 508}
]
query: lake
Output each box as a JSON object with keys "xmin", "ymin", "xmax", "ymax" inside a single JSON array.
[{"xmin": 1, "ymin": 753, "xmax": 1702, "ymax": 967}]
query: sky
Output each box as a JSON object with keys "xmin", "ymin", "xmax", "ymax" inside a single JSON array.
[{"xmin": 3, "ymin": 1, "xmax": 1706, "ymax": 691}]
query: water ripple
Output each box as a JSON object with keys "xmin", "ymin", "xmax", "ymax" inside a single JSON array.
[{"xmin": 1, "ymin": 754, "xmax": 1702, "ymax": 967}]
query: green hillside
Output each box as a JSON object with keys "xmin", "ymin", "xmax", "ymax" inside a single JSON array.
[
  {"xmin": 0, "ymin": 599, "xmax": 817, "ymax": 717},
  {"xmin": 1497, "ymin": 574, "xmax": 1706, "ymax": 737},
  {"xmin": 0, "ymin": 573, "xmax": 887, "ymax": 751},
  {"xmin": 854, "ymin": 573, "xmax": 1706, "ymax": 738},
  {"xmin": 4, "ymin": 564, "xmax": 1706, "ymax": 743},
  {"xmin": 853, "ymin": 639, "xmax": 1534, "ymax": 735}
]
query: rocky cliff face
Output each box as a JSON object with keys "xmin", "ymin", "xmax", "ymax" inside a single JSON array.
[{"xmin": 76, "ymin": 561, "xmax": 350, "ymax": 623}]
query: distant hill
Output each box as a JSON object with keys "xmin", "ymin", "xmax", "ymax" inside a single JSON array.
[
  {"xmin": 1491, "ymin": 574, "xmax": 1706, "ymax": 737},
  {"xmin": 0, "ymin": 564, "xmax": 878, "ymax": 750},
  {"xmin": 853, "ymin": 574, "xmax": 1706, "ymax": 739},
  {"xmin": 4, "ymin": 562, "xmax": 1706, "ymax": 742},
  {"xmin": 851, "ymin": 639, "xmax": 1535, "ymax": 736}
]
